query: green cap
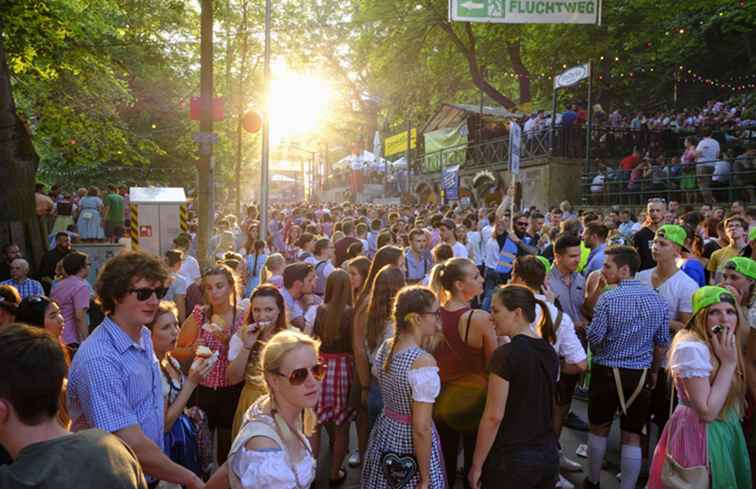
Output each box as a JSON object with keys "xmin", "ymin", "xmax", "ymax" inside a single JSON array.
[
  {"xmin": 536, "ymin": 256, "xmax": 552, "ymax": 273},
  {"xmin": 725, "ymin": 257, "xmax": 756, "ymax": 281},
  {"xmin": 692, "ymin": 286, "xmax": 736, "ymax": 315},
  {"xmin": 749, "ymin": 227, "xmax": 756, "ymax": 242},
  {"xmin": 656, "ymin": 224, "xmax": 687, "ymax": 249}
]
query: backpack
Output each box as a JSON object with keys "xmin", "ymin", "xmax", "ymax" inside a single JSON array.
[{"xmin": 313, "ymin": 260, "xmax": 329, "ymax": 296}]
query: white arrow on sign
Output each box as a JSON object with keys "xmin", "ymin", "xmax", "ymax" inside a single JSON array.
[{"xmin": 461, "ymin": 1, "xmax": 484, "ymax": 9}]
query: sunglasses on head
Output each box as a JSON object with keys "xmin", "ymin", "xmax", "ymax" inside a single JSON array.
[
  {"xmin": 272, "ymin": 363, "xmax": 327, "ymax": 386},
  {"xmin": 128, "ymin": 287, "xmax": 168, "ymax": 301}
]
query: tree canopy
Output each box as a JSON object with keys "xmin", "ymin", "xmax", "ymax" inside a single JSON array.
[{"xmin": 1, "ymin": 0, "xmax": 754, "ymax": 193}]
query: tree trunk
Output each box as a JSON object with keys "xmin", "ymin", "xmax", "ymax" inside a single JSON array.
[
  {"xmin": 506, "ymin": 40, "xmax": 531, "ymax": 105},
  {"xmin": 438, "ymin": 21, "xmax": 517, "ymax": 110},
  {"xmin": 0, "ymin": 24, "xmax": 45, "ymax": 266}
]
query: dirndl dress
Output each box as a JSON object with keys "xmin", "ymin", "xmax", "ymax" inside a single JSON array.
[
  {"xmin": 76, "ymin": 196, "xmax": 105, "ymax": 240},
  {"xmin": 648, "ymin": 340, "xmax": 752, "ymax": 489},
  {"xmin": 362, "ymin": 342, "xmax": 446, "ymax": 489}
]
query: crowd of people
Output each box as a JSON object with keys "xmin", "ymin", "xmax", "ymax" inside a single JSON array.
[{"xmin": 1, "ymin": 192, "xmax": 756, "ymax": 489}]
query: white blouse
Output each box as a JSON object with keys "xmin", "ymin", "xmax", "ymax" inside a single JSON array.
[
  {"xmin": 231, "ymin": 446, "xmax": 316, "ymax": 489},
  {"xmin": 369, "ymin": 362, "xmax": 441, "ymax": 403},
  {"xmin": 407, "ymin": 366, "xmax": 441, "ymax": 403},
  {"xmin": 670, "ymin": 340, "xmax": 713, "ymax": 379}
]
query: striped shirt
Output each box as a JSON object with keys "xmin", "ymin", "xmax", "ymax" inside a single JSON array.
[
  {"xmin": 587, "ymin": 279, "xmax": 671, "ymax": 369},
  {"xmin": 0, "ymin": 278, "xmax": 44, "ymax": 299},
  {"xmin": 67, "ymin": 317, "xmax": 164, "ymax": 451}
]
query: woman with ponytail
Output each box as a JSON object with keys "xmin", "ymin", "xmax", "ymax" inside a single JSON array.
[
  {"xmin": 468, "ymin": 285, "xmax": 559, "ymax": 489},
  {"xmin": 227, "ymin": 329, "xmax": 325, "ymax": 488},
  {"xmin": 362, "ymin": 286, "xmax": 446, "ymax": 489},
  {"xmin": 430, "ymin": 257, "xmax": 496, "ymax": 488}
]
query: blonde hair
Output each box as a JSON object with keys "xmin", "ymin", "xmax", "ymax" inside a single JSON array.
[
  {"xmin": 261, "ymin": 253, "xmax": 285, "ymax": 284},
  {"xmin": 669, "ymin": 304, "xmax": 748, "ymax": 419},
  {"xmin": 258, "ymin": 330, "xmax": 321, "ymax": 438}
]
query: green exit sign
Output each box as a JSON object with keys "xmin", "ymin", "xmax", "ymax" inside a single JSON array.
[{"xmin": 449, "ymin": 0, "xmax": 601, "ymax": 24}]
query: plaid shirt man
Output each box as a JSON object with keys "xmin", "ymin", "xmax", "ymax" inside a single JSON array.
[
  {"xmin": 0, "ymin": 278, "xmax": 44, "ymax": 300},
  {"xmin": 67, "ymin": 316, "xmax": 164, "ymax": 451},
  {"xmin": 588, "ymin": 279, "xmax": 671, "ymax": 369}
]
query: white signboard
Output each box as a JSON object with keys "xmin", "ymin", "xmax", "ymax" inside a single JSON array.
[
  {"xmin": 554, "ymin": 63, "xmax": 591, "ymax": 89},
  {"xmin": 509, "ymin": 122, "xmax": 521, "ymax": 175},
  {"xmin": 450, "ymin": 0, "xmax": 601, "ymax": 24}
]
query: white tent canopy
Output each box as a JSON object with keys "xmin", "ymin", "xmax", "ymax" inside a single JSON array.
[
  {"xmin": 271, "ymin": 174, "xmax": 296, "ymax": 183},
  {"xmin": 334, "ymin": 150, "xmax": 394, "ymax": 172}
]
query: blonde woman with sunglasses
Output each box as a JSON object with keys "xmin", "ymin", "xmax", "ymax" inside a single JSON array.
[{"xmin": 227, "ymin": 329, "xmax": 325, "ymax": 489}]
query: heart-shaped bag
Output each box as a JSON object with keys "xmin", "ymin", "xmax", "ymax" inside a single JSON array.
[{"xmin": 381, "ymin": 451, "xmax": 418, "ymax": 489}]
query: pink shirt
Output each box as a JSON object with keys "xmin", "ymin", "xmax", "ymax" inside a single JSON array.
[{"xmin": 52, "ymin": 275, "xmax": 91, "ymax": 345}]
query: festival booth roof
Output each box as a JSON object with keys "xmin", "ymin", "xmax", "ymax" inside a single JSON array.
[
  {"xmin": 333, "ymin": 150, "xmax": 393, "ymax": 172},
  {"xmin": 422, "ymin": 103, "xmax": 522, "ymax": 133},
  {"xmin": 271, "ymin": 174, "xmax": 296, "ymax": 183}
]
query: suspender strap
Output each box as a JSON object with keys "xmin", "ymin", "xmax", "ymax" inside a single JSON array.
[{"xmin": 612, "ymin": 367, "xmax": 647, "ymax": 415}]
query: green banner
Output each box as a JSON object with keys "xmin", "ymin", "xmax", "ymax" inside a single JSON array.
[{"xmin": 423, "ymin": 122, "xmax": 468, "ymax": 172}]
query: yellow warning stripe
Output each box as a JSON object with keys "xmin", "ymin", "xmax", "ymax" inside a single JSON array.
[
  {"xmin": 130, "ymin": 203, "xmax": 139, "ymax": 250},
  {"xmin": 180, "ymin": 204, "xmax": 188, "ymax": 233}
]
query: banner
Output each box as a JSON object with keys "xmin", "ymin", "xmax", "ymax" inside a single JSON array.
[
  {"xmin": 384, "ymin": 128, "xmax": 417, "ymax": 157},
  {"xmin": 554, "ymin": 63, "xmax": 590, "ymax": 89},
  {"xmin": 508, "ymin": 121, "xmax": 521, "ymax": 175},
  {"xmin": 424, "ymin": 121, "xmax": 468, "ymax": 172},
  {"xmin": 442, "ymin": 165, "xmax": 460, "ymax": 201},
  {"xmin": 450, "ymin": 0, "xmax": 601, "ymax": 25}
]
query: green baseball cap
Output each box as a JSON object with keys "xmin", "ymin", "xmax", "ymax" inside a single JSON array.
[
  {"xmin": 725, "ymin": 257, "xmax": 756, "ymax": 281},
  {"xmin": 749, "ymin": 227, "xmax": 756, "ymax": 242},
  {"xmin": 536, "ymin": 256, "xmax": 552, "ymax": 273},
  {"xmin": 692, "ymin": 286, "xmax": 736, "ymax": 315},
  {"xmin": 656, "ymin": 224, "xmax": 687, "ymax": 250}
]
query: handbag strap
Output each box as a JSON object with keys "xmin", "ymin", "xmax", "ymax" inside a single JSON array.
[{"xmin": 612, "ymin": 367, "xmax": 647, "ymax": 415}]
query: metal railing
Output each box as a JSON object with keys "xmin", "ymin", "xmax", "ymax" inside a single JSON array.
[{"xmin": 581, "ymin": 157, "xmax": 756, "ymax": 206}]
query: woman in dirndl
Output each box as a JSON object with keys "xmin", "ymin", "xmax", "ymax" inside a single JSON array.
[
  {"xmin": 226, "ymin": 284, "xmax": 290, "ymax": 438},
  {"xmin": 311, "ymin": 269, "xmax": 355, "ymax": 485},
  {"xmin": 361, "ymin": 285, "xmax": 445, "ymax": 489},
  {"xmin": 648, "ymin": 286, "xmax": 752, "ymax": 489},
  {"xmin": 76, "ymin": 187, "xmax": 105, "ymax": 241}
]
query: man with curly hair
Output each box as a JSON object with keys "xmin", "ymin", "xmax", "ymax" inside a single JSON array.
[{"xmin": 67, "ymin": 251, "xmax": 203, "ymax": 489}]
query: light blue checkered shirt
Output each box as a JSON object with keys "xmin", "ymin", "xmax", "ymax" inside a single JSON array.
[
  {"xmin": 588, "ymin": 279, "xmax": 671, "ymax": 369},
  {"xmin": 67, "ymin": 316, "xmax": 164, "ymax": 451},
  {"xmin": 0, "ymin": 278, "xmax": 44, "ymax": 300}
]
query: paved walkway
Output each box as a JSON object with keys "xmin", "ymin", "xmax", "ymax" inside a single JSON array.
[{"xmin": 313, "ymin": 398, "xmax": 641, "ymax": 489}]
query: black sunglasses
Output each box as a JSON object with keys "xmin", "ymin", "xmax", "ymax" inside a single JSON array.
[
  {"xmin": 272, "ymin": 363, "xmax": 327, "ymax": 386},
  {"xmin": 128, "ymin": 287, "xmax": 168, "ymax": 301}
]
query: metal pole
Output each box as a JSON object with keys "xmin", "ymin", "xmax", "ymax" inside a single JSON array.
[
  {"xmin": 551, "ymin": 86, "xmax": 558, "ymax": 154},
  {"xmin": 405, "ymin": 118, "xmax": 412, "ymax": 198},
  {"xmin": 585, "ymin": 60, "xmax": 593, "ymax": 176},
  {"xmin": 259, "ymin": 0, "xmax": 271, "ymax": 241},
  {"xmin": 197, "ymin": 0, "xmax": 214, "ymax": 269}
]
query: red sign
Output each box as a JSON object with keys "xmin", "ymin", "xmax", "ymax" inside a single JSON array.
[
  {"xmin": 189, "ymin": 97, "xmax": 225, "ymax": 121},
  {"xmin": 139, "ymin": 225, "xmax": 153, "ymax": 238}
]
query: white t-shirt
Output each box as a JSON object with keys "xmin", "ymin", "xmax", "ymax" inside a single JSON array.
[
  {"xmin": 466, "ymin": 231, "xmax": 483, "ymax": 266},
  {"xmin": 179, "ymin": 255, "xmax": 201, "ymax": 284},
  {"xmin": 529, "ymin": 294, "xmax": 586, "ymax": 368},
  {"xmin": 695, "ymin": 137, "xmax": 720, "ymax": 162},
  {"xmin": 636, "ymin": 268, "xmax": 697, "ymax": 321},
  {"xmin": 484, "ymin": 236, "xmax": 500, "ymax": 270},
  {"xmin": 452, "ymin": 241, "xmax": 469, "ymax": 259},
  {"xmin": 166, "ymin": 272, "xmax": 188, "ymax": 301}
]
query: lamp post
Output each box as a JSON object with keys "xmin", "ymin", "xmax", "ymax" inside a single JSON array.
[{"xmin": 259, "ymin": 0, "xmax": 271, "ymax": 240}]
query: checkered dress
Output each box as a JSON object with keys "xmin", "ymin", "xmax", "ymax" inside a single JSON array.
[
  {"xmin": 316, "ymin": 352, "xmax": 355, "ymax": 426},
  {"xmin": 362, "ymin": 344, "xmax": 446, "ymax": 489}
]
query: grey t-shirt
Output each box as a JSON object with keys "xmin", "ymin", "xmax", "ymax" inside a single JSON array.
[{"xmin": 0, "ymin": 429, "xmax": 147, "ymax": 489}]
